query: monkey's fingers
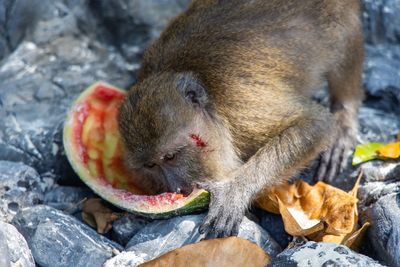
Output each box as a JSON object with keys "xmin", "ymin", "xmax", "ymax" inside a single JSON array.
[
  {"xmin": 215, "ymin": 214, "xmax": 233, "ymax": 238},
  {"xmin": 199, "ymin": 214, "xmax": 213, "ymax": 235},
  {"xmin": 213, "ymin": 217, "xmax": 229, "ymax": 239},
  {"xmin": 315, "ymin": 150, "xmax": 331, "ymax": 181},
  {"xmin": 339, "ymin": 145, "xmax": 353, "ymax": 173},
  {"xmin": 223, "ymin": 214, "xmax": 241, "ymax": 237},
  {"xmin": 325, "ymin": 145, "xmax": 345, "ymax": 183},
  {"xmin": 201, "ymin": 210, "xmax": 221, "ymax": 239},
  {"xmin": 316, "ymin": 142, "xmax": 352, "ymax": 183},
  {"xmin": 202, "ymin": 207, "xmax": 243, "ymax": 239},
  {"xmin": 197, "ymin": 181, "xmax": 243, "ymax": 238},
  {"xmin": 199, "ymin": 185, "xmax": 219, "ymax": 236},
  {"xmin": 204, "ymin": 214, "xmax": 238, "ymax": 239}
]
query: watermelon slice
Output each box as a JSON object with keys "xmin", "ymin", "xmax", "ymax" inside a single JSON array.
[{"xmin": 63, "ymin": 82, "xmax": 209, "ymax": 219}]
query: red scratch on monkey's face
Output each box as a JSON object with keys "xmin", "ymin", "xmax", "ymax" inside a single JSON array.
[{"xmin": 190, "ymin": 134, "xmax": 207, "ymax": 148}]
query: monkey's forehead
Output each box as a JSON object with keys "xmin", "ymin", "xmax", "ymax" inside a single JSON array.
[{"xmin": 125, "ymin": 93, "xmax": 196, "ymax": 135}]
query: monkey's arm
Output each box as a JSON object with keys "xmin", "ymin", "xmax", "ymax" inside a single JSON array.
[{"xmin": 200, "ymin": 99, "xmax": 334, "ymax": 238}]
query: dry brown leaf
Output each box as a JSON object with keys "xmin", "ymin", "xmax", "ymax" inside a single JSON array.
[
  {"xmin": 277, "ymin": 197, "xmax": 324, "ymax": 236},
  {"xmin": 81, "ymin": 211, "xmax": 97, "ymax": 228},
  {"xmin": 255, "ymin": 172, "xmax": 367, "ymax": 247},
  {"xmin": 343, "ymin": 222, "xmax": 370, "ymax": 250},
  {"xmin": 82, "ymin": 198, "xmax": 123, "ymax": 234},
  {"xmin": 310, "ymin": 222, "xmax": 370, "ymax": 251},
  {"xmin": 139, "ymin": 237, "xmax": 270, "ymax": 267},
  {"xmin": 255, "ymin": 183, "xmax": 293, "ymax": 214},
  {"xmin": 320, "ymin": 184, "xmax": 358, "ymax": 235}
]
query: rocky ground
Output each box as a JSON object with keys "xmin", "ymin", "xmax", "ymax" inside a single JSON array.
[{"xmin": 0, "ymin": 0, "xmax": 399, "ymax": 266}]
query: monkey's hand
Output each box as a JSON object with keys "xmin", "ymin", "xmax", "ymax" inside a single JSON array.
[
  {"xmin": 316, "ymin": 109, "xmax": 357, "ymax": 182},
  {"xmin": 198, "ymin": 180, "xmax": 248, "ymax": 239}
]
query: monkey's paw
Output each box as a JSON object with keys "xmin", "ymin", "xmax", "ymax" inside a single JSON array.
[
  {"xmin": 315, "ymin": 123, "xmax": 356, "ymax": 183},
  {"xmin": 197, "ymin": 181, "xmax": 247, "ymax": 239}
]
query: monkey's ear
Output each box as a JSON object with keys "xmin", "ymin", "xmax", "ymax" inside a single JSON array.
[{"xmin": 176, "ymin": 73, "xmax": 208, "ymax": 108}]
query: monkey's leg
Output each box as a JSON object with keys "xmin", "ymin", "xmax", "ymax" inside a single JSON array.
[
  {"xmin": 316, "ymin": 34, "xmax": 364, "ymax": 182},
  {"xmin": 199, "ymin": 100, "xmax": 334, "ymax": 238}
]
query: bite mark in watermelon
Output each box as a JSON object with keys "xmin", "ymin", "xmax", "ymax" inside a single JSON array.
[{"xmin": 63, "ymin": 82, "xmax": 209, "ymax": 218}]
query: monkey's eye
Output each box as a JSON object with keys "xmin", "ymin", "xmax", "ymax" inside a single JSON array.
[
  {"xmin": 144, "ymin": 162, "xmax": 156, "ymax": 168},
  {"xmin": 164, "ymin": 153, "xmax": 175, "ymax": 161}
]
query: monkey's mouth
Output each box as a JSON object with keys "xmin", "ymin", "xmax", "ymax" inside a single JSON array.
[{"xmin": 174, "ymin": 186, "xmax": 193, "ymax": 197}]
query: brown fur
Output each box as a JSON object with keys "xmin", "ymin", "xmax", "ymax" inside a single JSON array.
[{"xmin": 118, "ymin": 0, "xmax": 364, "ymax": 238}]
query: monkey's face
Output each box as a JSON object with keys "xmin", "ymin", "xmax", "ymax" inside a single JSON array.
[{"xmin": 118, "ymin": 73, "xmax": 212, "ymax": 195}]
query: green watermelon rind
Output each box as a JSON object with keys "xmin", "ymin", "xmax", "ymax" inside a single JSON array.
[
  {"xmin": 63, "ymin": 81, "xmax": 209, "ymax": 219},
  {"xmin": 106, "ymin": 188, "xmax": 210, "ymax": 219}
]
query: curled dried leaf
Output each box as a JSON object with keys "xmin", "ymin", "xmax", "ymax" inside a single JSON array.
[
  {"xmin": 82, "ymin": 198, "xmax": 123, "ymax": 234},
  {"xmin": 139, "ymin": 237, "xmax": 270, "ymax": 267},
  {"xmin": 320, "ymin": 184, "xmax": 358, "ymax": 235},
  {"xmin": 277, "ymin": 197, "xmax": 324, "ymax": 236},
  {"xmin": 255, "ymin": 173, "xmax": 366, "ymax": 247},
  {"xmin": 343, "ymin": 222, "xmax": 370, "ymax": 250},
  {"xmin": 256, "ymin": 183, "xmax": 297, "ymax": 214}
]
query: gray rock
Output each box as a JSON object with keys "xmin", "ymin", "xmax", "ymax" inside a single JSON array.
[
  {"xmin": 0, "ymin": 0, "xmax": 136, "ymax": 184},
  {"xmin": 103, "ymin": 251, "xmax": 147, "ymax": 267},
  {"xmin": 362, "ymin": 193, "xmax": 400, "ymax": 266},
  {"xmin": 43, "ymin": 185, "xmax": 93, "ymax": 213},
  {"xmin": 11, "ymin": 205, "xmax": 123, "ymax": 267},
  {"xmin": 0, "ymin": 221, "xmax": 35, "ymax": 267},
  {"xmin": 125, "ymin": 214, "xmax": 281, "ymax": 263},
  {"xmin": 363, "ymin": 44, "xmax": 400, "ymax": 104},
  {"xmin": 363, "ymin": 0, "xmax": 400, "ymax": 44},
  {"xmin": 0, "ymin": 161, "xmax": 48, "ymax": 222},
  {"xmin": 0, "ymin": 0, "xmax": 38, "ymax": 60},
  {"xmin": 0, "ymin": 228, "xmax": 11, "ymax": 267},
  {"xmin": 112, "ymin": 214, "xmax": 152, "ymax": 246},
  {"xmin": 256, "ymin": 210, "xmax": 291, "ymax": 249},
  {"xmin": 90, "ymin": 0, "xmax": 190, "ymax": 61},
  {"xmin": 269, "ymin": 241, "xmax": 383, "ymax": 267},
  {"xmin": 360, "ymin": 161, "xmax": 400, "ymax": 183},
  {"xmin": 358, "ymin": 105, "xmax": 400, "ymax": 144},
  {"xmin": 0, "ymin": 226, "xmax": 10, "ymax": 267},
  {"xmin": 359, "ymin": 180, "xmax": 400, "ymax": 208}
]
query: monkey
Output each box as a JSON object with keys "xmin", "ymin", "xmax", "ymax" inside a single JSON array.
[{"xmin": 118, "ymin": 0, "xmax": 364, "ymax": 239}]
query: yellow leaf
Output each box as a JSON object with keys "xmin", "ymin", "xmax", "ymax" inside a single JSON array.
[
  {"xmin": 377, "ymin": 141, "xmax": 400, "ymax": 159},
  {"xmin": 139, "ymin": 237, "xmax": 270, "ymax": 267}
]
